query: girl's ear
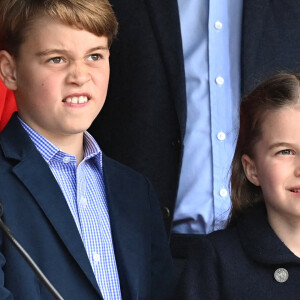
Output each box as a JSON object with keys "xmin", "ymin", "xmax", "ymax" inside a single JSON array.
[
  {"xmin": 0, "ymin": 50, "xmax": 17, "ymax": 91},
  {"xmin": 241, "ymin": 154, "xmax": 260, "ymax": 186}
]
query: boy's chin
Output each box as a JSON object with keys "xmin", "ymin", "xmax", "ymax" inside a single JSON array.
[
  {"xmin": 69, "ymin": 126, "xmax": 91, "ymax": 134},
  {"xmin": 71, "ymin": 118, "xmax": 96, "ymax": 132}
]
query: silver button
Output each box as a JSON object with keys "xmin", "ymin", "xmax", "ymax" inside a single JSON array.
[
  {"xmin": 220, "ymin": 189, "xmax": 228, "ymax": 198},
  {"xmin": 274, "ymin": 268, "xmax": 289, "ymax": 283},
  {"xmin": 63, "ymin": 156, "xmax": 71, "ymax": 164},
  {"xmin": 217, "ymin": 132, "xmax": 226, "ymax": 141},
  {"xmin": 214, "ymin": 21, "xmax": 223, "ymax": 30},
  {"xmin": 215, "ymin": 76, "xmax": 224, "ymax": 85},
  {"xmin": 93, "ymin": 252, "xmax": 100, "ymax": 263}
]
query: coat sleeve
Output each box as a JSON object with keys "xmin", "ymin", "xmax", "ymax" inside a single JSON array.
[
  {"xmin": 175, "ymin": 236, "xmax": 221, "ymax": 300},
  {"xmin": 147, "ymin": 179, "xmax": 175, "ymax": 300}
]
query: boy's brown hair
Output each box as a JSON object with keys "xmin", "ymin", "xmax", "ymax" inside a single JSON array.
[{"xmin": 0, "ymin": 0, "xmax": 118, "ymax": 56}]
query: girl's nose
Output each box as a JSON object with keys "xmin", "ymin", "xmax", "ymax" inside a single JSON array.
[{"xmin": 295, "ymin": 160, "xmax": 300, "ymax": 177}]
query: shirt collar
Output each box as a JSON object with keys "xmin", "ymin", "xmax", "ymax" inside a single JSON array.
[{"xmin": 18, "ymin": 116, "xmax": 102, "ymax": 166}]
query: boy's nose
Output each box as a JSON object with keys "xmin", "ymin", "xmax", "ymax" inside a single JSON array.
[{"xmin": 66, "ymin": 61, "xmax": 91, "ymax": 86}]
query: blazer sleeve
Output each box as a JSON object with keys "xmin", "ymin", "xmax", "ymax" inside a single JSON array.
[
  {"xmin": 0, "ymin": 233, "xmax": 14, "ymax": 299},
  {"xmin": 147, "ymin": 179, "xmax": 175, "ymax": 300},
  {"xmin": 175, "ymin": 236, "xmax": 221, "ymax": 300}
]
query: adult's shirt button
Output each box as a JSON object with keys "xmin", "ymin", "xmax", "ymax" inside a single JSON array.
[
  {"xmin": 215, "ymin": 76, "xmax": 224, "ymax": 85},
  {"xmin": 219, "ymin": 189, "xmax": 228, "ymax": 198},
  {"xmin": 214, "ymin": 21, "xmax": 223, "ymax": 30},
  {"xmin": 274, "ymin": 268, "xmax": 289, "ymax": 283},
  {"xmin": 217, "ymin": 132, "xmax": 226, "ymax": 141}
]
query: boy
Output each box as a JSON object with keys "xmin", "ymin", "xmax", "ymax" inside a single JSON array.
[{"xmin": 0, "ymin": 0, "xmax": 173, "ymax": 299}]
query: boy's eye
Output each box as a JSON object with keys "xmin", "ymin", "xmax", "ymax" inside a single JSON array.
[
  {"xmin": 87, "ymin": 54, "xmax": 102, "ymax": 61},
  {"xmin": 48, "ymin": 57, "xmax": 64, "ymax": 64},
  {"xmin": 278, "ymin": 149, "xmax": 294, "ymax": 155}
]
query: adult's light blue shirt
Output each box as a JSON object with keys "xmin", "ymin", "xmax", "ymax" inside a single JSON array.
[{"xmin": 173, "ymin": 0, "xmax": 243, "ymax": 234}]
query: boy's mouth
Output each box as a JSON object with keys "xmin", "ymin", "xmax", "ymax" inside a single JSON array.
[{"xmin": 62, "ymin": 96, "xmax": 89, "ymax": 104}]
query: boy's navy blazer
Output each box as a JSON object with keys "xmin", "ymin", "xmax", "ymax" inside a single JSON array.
[{"xmin": 0, "ymin": 114, "xmax": 173, "ymax": 299}]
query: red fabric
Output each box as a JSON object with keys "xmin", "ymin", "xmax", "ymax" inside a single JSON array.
[{"xmin": 0, "ymin": 79, "xmax": 17, "ymax": 132}]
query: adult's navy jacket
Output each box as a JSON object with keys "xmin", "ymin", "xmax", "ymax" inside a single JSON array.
[
  {"xmin": 89, "ymin": 0, "xmax": 300, "ymax": 234},
  {"xmin": 0, "ymin": 114, "xmax": 173, "ymax": 299},
  {"xmin": 175, "ymin": 203, "xmax": 300, "ymax": 299}
]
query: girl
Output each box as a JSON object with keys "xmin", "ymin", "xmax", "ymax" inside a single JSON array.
[{"xmin": 176, "ymin": 73, "xmax": 300, "ymax": 299}]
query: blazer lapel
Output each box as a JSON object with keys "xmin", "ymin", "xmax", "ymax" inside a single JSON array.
[
  {"xmin": 103, "ymin": 155, "xmax": 145, "ymax": 299},
  {"xmin": 144, "ymin": 0, "xmax": 187, "ymax": 139},
  {"xmin": 0, "ymin": 115, "xmax": 102, "ymax": 297}
]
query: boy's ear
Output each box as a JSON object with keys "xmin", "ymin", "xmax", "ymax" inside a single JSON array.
[
  {"xmin": 241, "ymin": 154, "xmax": 260, "ymax": 186},
  {"xmin": 0, "ymin": 50, "xmax": 17, "ymax": 90}
]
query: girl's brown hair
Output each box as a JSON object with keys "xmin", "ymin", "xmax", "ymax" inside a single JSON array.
[
  {"xmin": 228, "ymin": 72, "xmax": 300, "ymax": 226},
  {"xmin": 0, "ymin": 0, "xmax": 118, "ymax": 56}
]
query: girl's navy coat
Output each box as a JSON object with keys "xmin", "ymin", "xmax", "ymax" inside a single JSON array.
[{"xmin": 176, "ymin": 203, "xmax": 300, "ymax": 299}]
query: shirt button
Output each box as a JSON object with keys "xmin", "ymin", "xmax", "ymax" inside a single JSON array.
[
  {"xmin": 217, "ymin": 132, "xmax": 226, "ymax": 141},
  {"xmin": 93, "ymin": 253, "xmax": 100, "ymax": 263},
  {"xmin": 214, "ymin": 21, "xmax": 223, "ymax": 30},
  {"xmin": 80, "ymin": 197, "xmax": 87, "ymax": 208},
  {"xmin": 63, "ymin": 156, "xmax": 71, "ymax": 164},
  {"xmin": 215, "ymin": 76, "xmax": 224, "ymax": 85},
  {"xmin": 274, "ymin": 268, "xmax": 289, "ymax": 283},
  {"xmin": 220, "ymin": 189, "xmax": 228, "ymax": 198}
]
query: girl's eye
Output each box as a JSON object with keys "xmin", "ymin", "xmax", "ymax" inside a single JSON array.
[
  {"xmin": 49, "ymin": 57, "xmax": 64, "ymax": 64},
  {"xmin": 278, "ymin": 149, "xmax": 294, "ymax": 155},
  {"xmin": 87, "ymin": 54, "xmax": 102, "ymax": 61}
]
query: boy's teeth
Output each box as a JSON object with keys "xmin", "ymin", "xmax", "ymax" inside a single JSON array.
[{"xmin": 65, "ymin": 96, "xmax": 88, "ymax": 104}]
